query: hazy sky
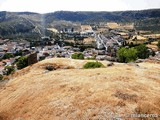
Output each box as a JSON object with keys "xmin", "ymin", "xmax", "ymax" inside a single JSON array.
[{"xmin": 0, "ymin": 0, "xmax": 160, "ymax": 13}]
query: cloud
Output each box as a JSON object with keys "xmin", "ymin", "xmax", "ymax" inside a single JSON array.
[
  {"xmin": 0, "ymin": 0, "xmax": 6, "ymax": 7},
  {"xmin": 0, "ymin": 0, "xmax": 159, "ymax": 13}
]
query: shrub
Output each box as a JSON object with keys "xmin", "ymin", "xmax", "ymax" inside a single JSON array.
[
  {"xmin": 83, "ymin": 61, "xmax": 105, "ymax": 69},
  {"xmin": 107, "ymin": 62, "xmax": 114, "ymax": 67},
  {"xmin": 3, "ymin": 66, "xmax": 15, "ymax": 75},
  {"xmin": 71, "ymin": 53, "xmax": 84, "ymax": 60},
  {"xmin": 117, "ymin": 47, "xmax": 138, "ymax": 63},
  {"xmin": 16, "ymin": 56, "xmax": 28, "ymax": 69},
  {"xmin": 45, "ymin": 65, "xmax": 55, "ymax": 71}
]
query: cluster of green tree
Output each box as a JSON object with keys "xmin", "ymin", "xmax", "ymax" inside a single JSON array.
[
  {"xmin": 117, "ymin": 47, "xmax": 138, "ymax": 63},
  {"xmin": 71, "ymin": 53, "xmax": 84, "ymax": 60},
  {"xmin": 135, "ymin": 44, "xmax": 150, "ymax": 59},
  {"xmin": 117, "ymin": 44, "xmax": 150, "ymax": 63},
  {"xmin": 0, "ymin": 54, "xmax": 29, "ymax": 79},
  {"xmin": 2, "ymin": 53, "xmax": 14, "ymax": 59},
  {"xmin": 16, "ymin": 56, "xmax": 28, "ymax": 69},
  {"xmin": 1, "ymin": 56, "xmax": 29, "ymax": 77},
  {"xmin": 3, "ymin": 65, "xmax": 15, "ymax": 76},
  {"xmin": 83, "ymin": 61, "xmax": 104, "ymax": 69},
  {"xmin": 1, "ymin": 50, "xmax": 25, "ymax": 60}
]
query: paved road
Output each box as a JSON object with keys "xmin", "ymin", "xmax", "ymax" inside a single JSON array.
[
  {"xmin": 95, "ymin": 33, "xmax": 124, "ymax": 50},
  {"xmin": 95, "ymin": 34, "xmax": 109, "ymax": 50}
]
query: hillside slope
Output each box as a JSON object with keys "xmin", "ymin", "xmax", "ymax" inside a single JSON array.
[
  {"xmin": 0, "ymin": 9, "xmax": 160, "ymax": 39},
  {"xmin": 46, "ymin": 9, "xmax": 160, "ymax": 22},
  {"xmin": 0, "ymin": 58, "xmax": 160, "ymax": 120},
  {"xmin": 0, "ymin": 12, "xmax": 45, "ymax": 39}
]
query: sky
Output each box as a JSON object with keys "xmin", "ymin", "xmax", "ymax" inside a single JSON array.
[{"xmin": 0, "ymin": 0, "xmax": 160, "ymax": 13}]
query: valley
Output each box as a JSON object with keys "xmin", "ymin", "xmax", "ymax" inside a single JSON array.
[{"xmin": 0, "ymin": 9, "xmax": 160, "ymax": 120}]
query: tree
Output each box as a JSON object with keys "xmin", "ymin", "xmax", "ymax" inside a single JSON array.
[
  {"xmin": 2, "ymin": 53, "xmax": 14, "ymax": 59},
  {"xmin": 3, "ymin": 66, "xmax": 15, "ymax": 75},
  {"xmin": 117, "ymin": 47, "xmax": 138, "ymax": 63},
  {"xmin": 14, "ymin": 50, "xmax": 23, "ymax": 56},
  {"xmin": 126, "ymin": 48, "xmax": 138, "ymax": 62},
  {"xmin": 16, "ymin": 56, "xmax": 28, "ymax": 69},
  {"xmin": 135, "ymin": 44, "xmax": 150, "ymax": 59},
  {"xmin": 157, "ymin": 40, "xmax": 160, "ymax": 49}
]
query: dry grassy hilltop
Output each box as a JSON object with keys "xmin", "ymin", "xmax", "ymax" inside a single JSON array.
[{"xmin": 0, "ymin": 58, "xmax": 160, "ymax": 120}]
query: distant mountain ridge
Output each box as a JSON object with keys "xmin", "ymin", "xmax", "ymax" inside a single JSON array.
[
  {"xmin": 45, "ymin": 9, "xmax": 160, "ymax": 22},
  {"xmin": 1, "ymin": 9, "xmax": 160, "ymax": 22},
  {"xmin": 0, "ymin": 9, "xmax": 160, "ymax": 39}
]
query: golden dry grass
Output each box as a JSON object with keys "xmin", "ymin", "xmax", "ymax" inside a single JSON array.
[
  {"xmin": 107, "ymin": 22, "xmax": 134, "ymax": 30},
  {"xmin": 0, "ymin": 58, "xmax": 160, "ymax": 120},
  {"xmin": 119, "ymin": 23, "xmax": 134, "ymax": 30},
  {"xmin": 144, "ymin": 34, "xmax": 160, "ymax": 39},
  {"xmin": 107, "ymin": 22, "xmax": 119, "ymax": 29},
  {"xmin": 81, "ymin": 25, "xmax": 92, "ymax": 31},
  {"xmin": 133, "ymin": 35, "xmax": 148, "ymax": 41},
  {"xmin": 83, "ymin": 37, "xmax": 95, "ymax": 44},
  {"xmin": 118, "ymin": 32, "xmax": 128, "ymax": 36},
  {"xmin": 147, "ymin": 44, "xmax": 158, "ymax": 51},
  {"xmin": 151, "ymin": 41, "xmax": 158, "ymax": 45}
]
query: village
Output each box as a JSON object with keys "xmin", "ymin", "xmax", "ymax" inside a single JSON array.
[{"xmin": 0, "ymin": 22, "xmax": 160, "ymax": 75}]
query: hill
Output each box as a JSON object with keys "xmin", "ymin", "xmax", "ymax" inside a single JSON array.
[
  {"xmin": 0, "ymin": 9, "xmax": 160, "ymax": 39},
  {"xmin": 46, "ymin": 9, "xmax": 160, "ymax": 22},
  {"xmin": 0, "ymin": 58, "xmax": 160, "ymax": 119},
  {"xmin": 0, "ymin": 11, "xmax": 45, "ymax": 40}
]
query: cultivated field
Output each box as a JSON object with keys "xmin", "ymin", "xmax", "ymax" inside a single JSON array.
[
  {"xmin": 107, "ymin": 22, "xmax": 119, "ymax": 29},
  {"xmin": 81, "ymin": 25, "xmax": 92, "ymax": 31},
  {"xmin": 107, "ymin": 22, "xmax": 134, "ymax": 30},
  {"xmin": 83, "ymin": 37, "xmax": 95, "ymax": 44}
]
